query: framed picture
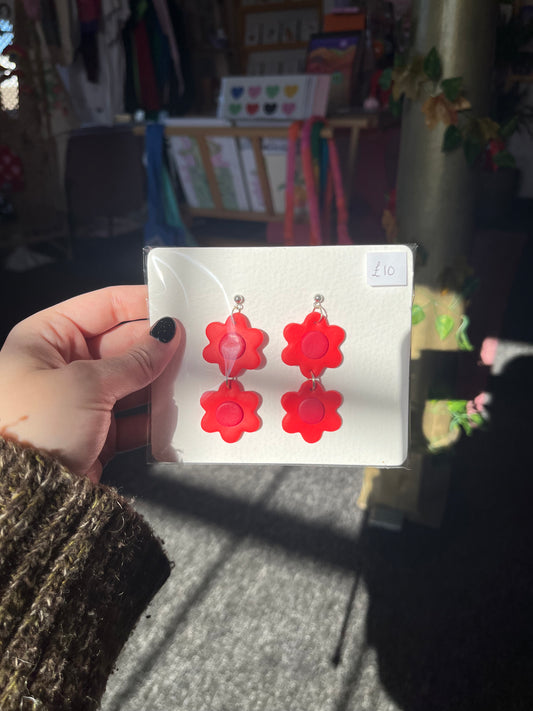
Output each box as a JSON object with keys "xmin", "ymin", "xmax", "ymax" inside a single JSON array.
[{"xmin": 305, "ymin": 31, "xmax": 364, "ymax": 113}]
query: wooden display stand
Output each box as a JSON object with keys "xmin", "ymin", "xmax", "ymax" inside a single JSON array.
[{"xmin": 134, "ymin": 115, "xmax": 377, "ymax": 223}]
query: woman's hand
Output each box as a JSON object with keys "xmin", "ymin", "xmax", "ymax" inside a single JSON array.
[{"xmin": 0, "ymin": 286, "xmax": 179, "ymax": 483}]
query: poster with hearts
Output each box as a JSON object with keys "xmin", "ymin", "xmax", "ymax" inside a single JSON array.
[{"xmin": 218, "ymin": 75, "xmax": 329, "ymax": 121}]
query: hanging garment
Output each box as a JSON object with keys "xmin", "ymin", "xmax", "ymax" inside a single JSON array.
[
  {"xmin": 76, "ymin": 0, "xmax": 101, "ymax": 23},
  {"xmin": 64, "ymin": 0, "xmax": 130, "ymax": 124},
  {"xmin": 21, "ymin": 0, "xmax": 41, "ymax": 21},
  {"xmin": 123, "ymin": 0, "xmax": 193, "ymax": 115},
  {"xmin": 133, "ymin": 15, "xmax": 160, "ymax": 113},
  {"xmin": 0, "ymin": 146, "xmax": 24, "ymax": 192},
  {"xmin": 40, "ymin": 0, "xmax": 61, "ymax": 49},
  {"xmin": 152, "ymin": 0, "xmax": 184, "ymax": 95},
  {"xmin": 52, "ymin": 0, "xmax": 79, "ymax": 66},
  {"xmin": 77, "ymin": 0, "xmax": 101, "ymax": 81},
  {"xmin": 144, "ymin": 123, "xmax": 195, "ymax": 248}
]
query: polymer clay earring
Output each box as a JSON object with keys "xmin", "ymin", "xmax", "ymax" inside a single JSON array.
[
  {"xmin": 281, "ymin": 295, "xmax": 344, "ymax": 443},
  {"xmin": 200, "ymin": 295, "xmax": 263, "ymax": 443}
]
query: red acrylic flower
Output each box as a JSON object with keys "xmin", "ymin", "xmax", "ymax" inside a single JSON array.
[
  {"xmin": 282, "ymin": 311, "xmax": 345, "ymax": 377},
  {"xmin": 203, "ymin": 313, "xmax": 264, "ymax": 377},
  {"xmin": 281, "ymin": 381, "xmax": 342, "ymax": 443},
  {"xmin": 200, "ymin": 381, "xmax": 261, "ymax": 443}
]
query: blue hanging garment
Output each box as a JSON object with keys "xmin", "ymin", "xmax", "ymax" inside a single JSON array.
[{"xmin": 144, "ymin": 122, "xmax": 196, "ymax": 247}]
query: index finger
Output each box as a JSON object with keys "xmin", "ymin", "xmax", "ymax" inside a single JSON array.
[{"xmin": 39, "ymin": 285, "xmax": 149, "ymax": 338}]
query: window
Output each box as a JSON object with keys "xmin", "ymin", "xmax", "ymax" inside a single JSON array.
[{"xmin": 0, "ymin": 11, "xmax": 18, "ymax": 114}]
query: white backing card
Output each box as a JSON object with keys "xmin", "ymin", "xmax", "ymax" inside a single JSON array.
[{"xmin": 147, "ymin": 245, "xmax": 413, "ymax": 466}]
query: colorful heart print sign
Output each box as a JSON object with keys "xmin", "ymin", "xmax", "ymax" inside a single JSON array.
[
  {"xmin": 284, "ymin": 85, "xmax": 299, "ymax": 98},
  {"xmin": 220, "ymin": 76, "xmax": 316, "ymax": 120}
]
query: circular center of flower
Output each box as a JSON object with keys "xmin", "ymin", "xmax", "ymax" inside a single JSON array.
[
  {"xmin": 216, "ymin": 401, "xmax": 244, "ymax": 427},
  {"xmin": 219, "ymin": 333, "xmax": 246, "ymax": 361},
  {"xmin": 301, "ymin": 331, "xmax": 329, "ymax": 359},
  {"xmin": 298, "ymin": 397, "xmax": 325, "ymax": 425}
]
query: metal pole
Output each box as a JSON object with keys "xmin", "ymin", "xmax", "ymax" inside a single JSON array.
[
  {"xmin": 396, "ymin": 0, "xmax": 498, "ymax": 284},
  {"xmin": 365, "ymin": 0, "xmax": 499, "ymax": 528}
]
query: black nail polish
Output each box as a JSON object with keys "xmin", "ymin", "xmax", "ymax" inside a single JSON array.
[{"xmin": 150, "ymin": 317, "xmax": 176, "ymax": 343}]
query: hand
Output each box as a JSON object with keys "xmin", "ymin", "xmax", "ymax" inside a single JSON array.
[{"xmin": 0, "ymin": 286, "xmax": 180, "ymax": 483}]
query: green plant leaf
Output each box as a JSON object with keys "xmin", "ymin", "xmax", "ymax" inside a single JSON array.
[
  {"xmin": 469, "ymin": 413, "xmax": 484, "ymax": 426},
  {"xmin": 461, "ymin": 420, "xmax": 473, "ymax": 436},
  {"xmin": 461, "ymin": 275, "xmax": 480, "ymax": 300},
  {"xmin": 447, "ymin": 400, "xmax": 467, "ymax": 414},
  {"xmin": 379, "ymin": 67, "xmax": 393, "ymax": 90},
  {"xmin": 424, "ymin": 47, "xmax": 442, "ymax": 82},
  {"xmin": 435, "ymin": 314, "xmax": 454, "ymax": 340},
  {"xmin": 441, "ymin": 77, "xmax": 463, "ymax": 102},
  {"xmin": 412, "ymin": 304, "xmax": 426, "ymax": 325},
  {"xmin": 392, "ymin": 56, "xmax": 426, "ymax": 100},
  {"xmin": 499, "ymin": 116, "xmax": 518, "ymax": 139},
  {"xmin": 389, "ymin": 96, "xmax": 403, "ymax": 118},
  {"xmin": 442, "ymin": 124, "xmax": 463, "ymax": 152},
  {"xmin": 463, "ymin": 137, "xmax": 484, "ymax": 166},
  {"xmin": 478, "ymin": 117, "xmax": 501, "ymax": 142},
  {"xmin": 394, "ymin": 52, "xmax": 407, "ymax": 68},
  {"xmin": 493, "ymin": 150, "xmax": 516, "ymax": 169},
  {"xmin": 456, "ymin": 315, "xmax": 474, "ymax": 352}
]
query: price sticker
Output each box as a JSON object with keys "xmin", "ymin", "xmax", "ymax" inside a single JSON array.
[{"xmin": 367, "ymin": 252, "xmax": 408, "ymax": 287}]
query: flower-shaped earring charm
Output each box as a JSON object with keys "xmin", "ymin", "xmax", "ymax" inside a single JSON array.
[
  {"xmin": 201, "ymin": 296, "xmax": 264, "ymax": 443},
  {"xmin": 281, "ymin": 295, "xmax": 344, "ymax": 443},
  {"xmin": 203, "ymin": 310, "xmax": 263, "ymax": 377}
]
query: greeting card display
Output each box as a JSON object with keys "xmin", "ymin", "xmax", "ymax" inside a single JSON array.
[{"xmin": 165, "ymin": 118, "xmax": 250, "ymax": 211}]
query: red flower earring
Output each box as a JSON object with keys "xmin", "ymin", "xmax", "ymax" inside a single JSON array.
[
  {"xmin": 281, "ymin": 295, "xmax": 344, "ymax": 443},
  {"xmin": 201, "ymin": 295, "xmax": 264, "ymax": 443}
]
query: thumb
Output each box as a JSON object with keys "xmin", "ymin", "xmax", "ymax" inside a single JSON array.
[{"xmin": 95, "ymin": 317, "xmax": 180, "ymax": 402}]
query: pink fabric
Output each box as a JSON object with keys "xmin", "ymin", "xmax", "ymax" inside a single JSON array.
[
  {"xmin": 76, "ymin": 0, "xmax": 101, "ymax": 24},
  {"xmin": 284, "ymin": 118, "xmax": 351, "ymax": 246},
  {"xmin": 480, "ymin": 337, "xmax": 499, "ymax": 367},
  {"xmin": 0, "ymin": 146, "xmax": 24, "ymax": 191}
]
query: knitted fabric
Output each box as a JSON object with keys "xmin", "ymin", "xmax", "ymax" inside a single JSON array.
[{"xmin": 0, "ymin": 437, "xmax": 170, "ymax": 710}]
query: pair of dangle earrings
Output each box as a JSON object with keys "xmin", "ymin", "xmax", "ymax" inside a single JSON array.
[{"xmin": 200, "ymin": 295, "xmax": 345, "ymax": 443}]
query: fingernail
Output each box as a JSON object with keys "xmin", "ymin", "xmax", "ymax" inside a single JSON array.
[{"xmin": 150, "ymin": 317, "xmax": 176, "ymax": 343}]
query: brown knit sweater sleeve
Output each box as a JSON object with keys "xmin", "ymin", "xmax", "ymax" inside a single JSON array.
[{"xmin": 0, "ymin": 437, "xmax": 171, "ymax": 711}]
